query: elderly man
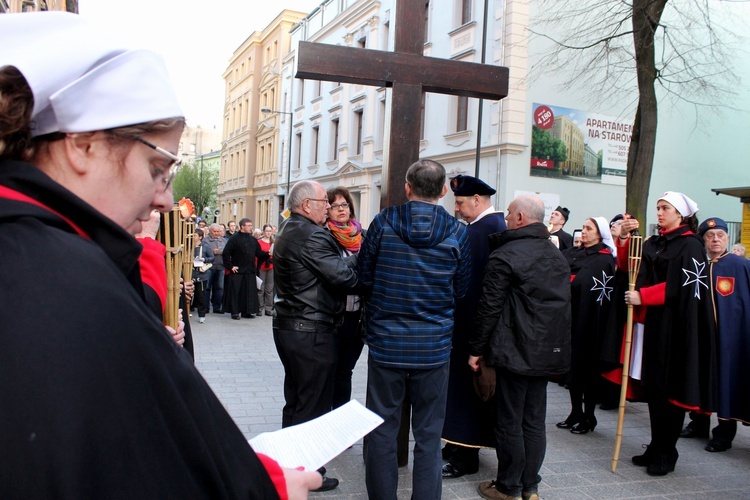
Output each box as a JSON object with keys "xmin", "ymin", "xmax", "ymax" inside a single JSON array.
[
  {"xmin": 442, "ymin": 175, "xmax": 506, "ymax": 479},
  {"xmin": 680, "ymin": 217, "xmax": 750, "ymax": 453},
  {"xmin": 549, "ymin": 205, "xmax": 573, "ymax": 250},
  {"xmin": 470, "ymin": 195, "xmax": 571, "ymax": 500},
  {"xmin": 205, "ymin": 223, "xmax": 227, "ymax": 314},
  {"xmin": 358, "ymin": 159, "xmax": 471, "ymax": 500},
  {"xmin": 273, "ymin": 180, "xmax": 358, "ymax": 492}
]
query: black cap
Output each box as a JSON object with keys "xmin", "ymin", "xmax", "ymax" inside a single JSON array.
[
  {"xmin": 610, "ymin": 214, "xmax": 624, "ymax": 228},
  {"xmin": 554, "ymin": 206, "xmax": 570, "ymax": 222},
  {"xmin": 450, "ymin": 175, "xmax": 496, "ymax": 196}
]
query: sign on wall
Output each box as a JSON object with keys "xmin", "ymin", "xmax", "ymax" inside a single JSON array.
[{"xmin": 530, "ymin": 103, "xmax": 632, "ymax": 186}]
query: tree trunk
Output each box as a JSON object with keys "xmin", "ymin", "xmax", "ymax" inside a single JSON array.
[{"xmin": 626, "ymin": 0, "xmax": 668, "ymax": 230}]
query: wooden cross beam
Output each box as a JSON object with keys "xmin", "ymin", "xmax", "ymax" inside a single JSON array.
[{"xmin": 296, "ymin": 0, "xmax": 509, "ymax": 208}]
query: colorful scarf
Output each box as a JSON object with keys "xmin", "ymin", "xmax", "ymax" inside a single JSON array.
[{"xmin": 327, "ymin": 218, "xmax": 362, "ymax": 252}]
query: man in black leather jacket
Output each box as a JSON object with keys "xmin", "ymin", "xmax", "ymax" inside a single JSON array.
[
  {"xmin": 272, "ymin": 180, "xmax": 358, "ymax": 491},
  {"xmin": 469, "ymin": 195, "xmax": 570, "ymax": 500}
]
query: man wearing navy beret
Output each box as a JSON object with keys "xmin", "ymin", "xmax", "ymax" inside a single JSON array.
[
  {"xmin": 442, "ymin": 175, "xmax": 507, "ymax": 479},
  {"xmin": 680, "ymin": 217, "xmax": 750, "ymax": 453}
]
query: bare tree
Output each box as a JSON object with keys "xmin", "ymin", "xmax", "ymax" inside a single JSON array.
[{"xmin": 530, "ymin": 0, "xmax": 744, "ymax": 225}]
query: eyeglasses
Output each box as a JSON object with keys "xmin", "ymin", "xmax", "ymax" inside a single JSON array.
[
  {"xmin": 134, "ymin": 136, "xmax": 182, "ymax": 191},
  {"xmin": 330, "ymin": 202, "xmax": 349, "ymax": 210},
  {"xmin": 306, "ymin": 198, "xmax": 330, "ymax": 205}
]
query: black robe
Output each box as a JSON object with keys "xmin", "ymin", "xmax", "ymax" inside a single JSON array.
[
  {"xmin": 0, "ymin": 160, "xmax": 278, "ymax": 498},
  {"xmin": 222, "ymin": 232, "xmax": 267, "ymax": 315},
  {"xmin": 552, "ymin": 228, "xmax": 573, "ymax": 250},
  {"xmin": 637, "ymin": 226, "xmax": 717, "ymax": 410},
  {"xmin": 563, "ymin": 242, "xmax": 616, "ymax": 388},
  {"xmin": 442, "ymin": 212, "xmax": 506, "ymax": 448}
]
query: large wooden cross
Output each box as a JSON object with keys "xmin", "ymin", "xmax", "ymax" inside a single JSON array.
[{"xmin": 296, "ymin": 0, "xmax": 509, "ymax": 208}]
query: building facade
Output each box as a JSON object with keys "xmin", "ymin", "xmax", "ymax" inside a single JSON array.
[
  {"xmin": 0, "ymin": 0, "xmax": 75, "ymax": 13},
  {"xmin": 229, "ymin": 0, "xmax": 750, "ymax": 231},
  {"xmin": 217, "ymin": 10, "xmax": 307, "ymax": 227}
]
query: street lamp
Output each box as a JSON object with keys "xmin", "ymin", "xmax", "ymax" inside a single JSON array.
[{"xmin": 261, "ymin": 107, "xmax": 293, "ymax": 196}]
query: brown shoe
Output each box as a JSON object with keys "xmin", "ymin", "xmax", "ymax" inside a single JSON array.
[
  {"xmin": 478, "ymin": 481, "xmax": 522, "ymax": 500},
  {"xmin": 522, "ymin": 492, "xmax": 540, "ymax": 500}
]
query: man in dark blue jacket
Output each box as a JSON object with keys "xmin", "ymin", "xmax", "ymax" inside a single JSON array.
[
  {"xmin": 442, "ymin": 175, "xmax": 506, "ymax": 479},
  {"xmin": 358, "ymin": 159, "xmax": 471, "ymax": 500},
  {"xmin": 469, "ymin": 194, "xmax": 570, "ymax": 500}
]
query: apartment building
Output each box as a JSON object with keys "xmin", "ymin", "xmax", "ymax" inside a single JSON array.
[{"xmin": 217, "ymin": 9, "xmax": 306, "ymax": 227}]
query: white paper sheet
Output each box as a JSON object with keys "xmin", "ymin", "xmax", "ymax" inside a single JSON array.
[{"xmin": 248, "ymin": 399, "xmax": 383, "ymax": 471}]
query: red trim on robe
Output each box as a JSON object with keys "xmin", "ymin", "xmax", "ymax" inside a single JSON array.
[
  {"xmin": 639, "ymin": 282, "xmax": 666, "ymax": 306},
  {"xmin": 0, "ymin": 185, "xmax": 90, "ymax": 239},
  {"xmin": 137, "ymin": 237, "xmax": 168, "ymax": 313},
  {"xmin": 257, "ymin": 453, "xmax": 288, "ymax": 500}
]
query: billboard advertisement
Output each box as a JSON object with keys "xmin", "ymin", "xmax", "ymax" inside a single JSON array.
[{"xmin": 530, "ymin": 103, "xmax": 632, "ymax": 185}]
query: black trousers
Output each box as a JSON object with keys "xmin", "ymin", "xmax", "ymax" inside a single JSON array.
[
  {"xmin": 646, "ymin": 386, "xmax": 685, "ymax": 456},
  {"xmin": 273, "ymin": 319, "xmax": 336, "ymax": 428},
  {"xmin": 332, "ymin": 310, "xmax": 364, "ymax": 409}
]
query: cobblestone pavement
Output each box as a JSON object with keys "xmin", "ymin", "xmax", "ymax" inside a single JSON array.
[{"xmin": 192, "ymin": 313, "xmax": 750, "ymax": 499}]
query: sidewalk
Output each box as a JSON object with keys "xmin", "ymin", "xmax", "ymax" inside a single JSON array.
[{"xmin": 192, "ymin": 313, "xmax": 750, "ymax": 499}]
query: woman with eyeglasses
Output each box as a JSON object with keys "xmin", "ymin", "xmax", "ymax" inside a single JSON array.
[
  {"xmin": 326, "ymin": 186, "xmax": 365, "ymax": 408},
  {"xmin": 0, "ymin": 12, "xmax": 320, "ymax": 498},
  {"xmin": 257, "ymin": 224, "xmax": 275, "ymax": 316}
]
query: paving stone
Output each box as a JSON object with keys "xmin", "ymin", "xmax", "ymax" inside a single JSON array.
[{"xmin": 193, "ymin": 313, "xmax": 750, "ymax": 498}]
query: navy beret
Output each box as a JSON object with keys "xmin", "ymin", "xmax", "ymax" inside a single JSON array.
[
  {"xmin": 450, "ymin": 175, "xmax": 496, "ymax": 196},
  {"xmin": 698, "ymin": 217, "xmax": 728, "ymax": 237}
]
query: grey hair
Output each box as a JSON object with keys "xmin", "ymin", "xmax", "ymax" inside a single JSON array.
[
  {"xmin": 515, "ymin": 195, "xmax": 545, "ymax": 223},
  {"xmin": 405, "ymin": 159, "xmax": 446, "ymax": 199},
  {"xmin": 288, "ymin": 180, "xmax": 320, "ymax": 210},
  {"xmin": 208, "ymin": 223, "xmax": 221, "ymax": 231}
]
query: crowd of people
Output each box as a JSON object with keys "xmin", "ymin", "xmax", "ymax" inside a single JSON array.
[{"xmin": 3, "ymin": 11, "xmax": 748, "ymax": 500}]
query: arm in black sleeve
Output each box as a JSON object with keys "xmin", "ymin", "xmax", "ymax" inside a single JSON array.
[{"xmin": 468, "ymin": 255, "xmax": 512, "ymax": 357}]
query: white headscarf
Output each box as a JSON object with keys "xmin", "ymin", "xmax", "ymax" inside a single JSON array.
[
  {"xmin": 658, "ymin": 191, "xmax": 699, "ymax": 217},
  {"xmin": 592, "ymin": 217, "xmax": 615, "ymax": 254},
  {"xmin": 0, "ymin": 12, "xmax": 182, "ymax": 136}
]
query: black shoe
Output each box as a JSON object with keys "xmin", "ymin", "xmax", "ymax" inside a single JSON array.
[
  {"xmin": 599, "ymin": 402, "xmax": 618, "ymax": 411},
  {"xmin": 556, "ymin": 415, "xmax": 582, "ymax": 429},
  {"xmin": 241, "ymin": 313, "xmax": 255, "ymax": 318},
  {"xmin": 570, "ymin": 417, "xmax": 597, "ymax": 435},
  {"xmin": 632, "ymin": 445, "xmax": 656, "ymax": 467},
  {"xmin": 680, "ymin": 424, "xmax": 709, "ymax": 439},
  {"xmin": 441, "ymin": 462, "xmax": 478, "ymax": 479},
  {"xmin": 646, "ymin": 450, "xmax": 678, "ymax": 476},
  {"xmin": 213, "ymin": 309, "xmax": 223, "ymax": 314},
  {"xmin": 705, "ymin": 441, "xmax": 732, "ymax": 453},
  {"xmin": 314, "ymin": 476, "xmax": 339, "ymax": 492},
  {"xmin": 231, "ymin": 314, "xmax": 240, "ymax": 320}
]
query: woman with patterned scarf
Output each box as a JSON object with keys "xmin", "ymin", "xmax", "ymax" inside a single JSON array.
[{"xmin": 326, "ymin": 186, "xmax": 365, "ymax": 408}]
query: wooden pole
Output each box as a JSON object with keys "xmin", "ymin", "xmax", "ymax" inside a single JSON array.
[{"xmin": 612, "ymin": 234, "xmax": 643, "ymax": 472}]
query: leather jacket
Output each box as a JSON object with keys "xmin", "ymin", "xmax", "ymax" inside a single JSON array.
[
  {"xmin": 273, "ymin": 213, "xmax": 358, "ymax": 325},
  {"xmin": 469, "ymin": 222, "xmax": 571, "ymax": 376}
]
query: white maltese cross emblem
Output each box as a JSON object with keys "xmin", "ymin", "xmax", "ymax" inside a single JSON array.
[
  {"xmin": 591, "ymin": 271, "xmax": 614, "ymax": 304},
  {"xmin": 682, "ymin": 258, "xmax": 708, "ymax": 299}
]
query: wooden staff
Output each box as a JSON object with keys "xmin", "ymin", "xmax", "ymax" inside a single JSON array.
[
  {"xmin": 182, "ymin": 217, "xmax": 196, "ymax": 307},
  {"xmin": 611, "ymin": 233, "xmax": 643, "ymax": 472},
  {"xmin": 159, "ymin": 205, "xmax": 184, "ymax": 330}
]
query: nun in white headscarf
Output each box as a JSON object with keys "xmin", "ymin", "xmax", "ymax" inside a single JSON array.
[{"xmin": 556, "ymin": 216, "xmax": 617, "ymax": 435}]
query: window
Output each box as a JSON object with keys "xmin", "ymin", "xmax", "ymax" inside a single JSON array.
[
  {"xmin": 311, "ymin": 126, "xmax": 320, "ymax": 165},
  {"xmin": 297, "ymin": 80, "xmax": 305, "ymax": 106},
  {"xmin": 424, "ymin": 1, "xmax": 430, "ymax": 43},
  {"xmin": 420, "ymin": 94, "xmax": 426, "ymax": 139},
  {"xmin": 456, "ymin": 96, "xmax": 468, "ymax": 132},
  {"xmin": 461, "ymin": 0, "xmax": 471, "ymax": 25},
  {"xmin": 354, "ymin": 110, "xmax": 363, "ymax": 155},
  {"xmin": 313, "ymin": 81, "xmax": 321, "ymax": 99},
  {"xmin": 357, "ymin": 35, "xmax": 367, "ymax": 49},
  {"xmin": 331, "ymin": 119, "xmax": 340, "ymax": 161},
  {"xmin": 294, "ymin": 131, "xmax": 302, "ymax": 169}
]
